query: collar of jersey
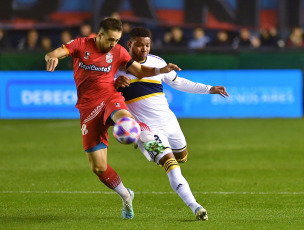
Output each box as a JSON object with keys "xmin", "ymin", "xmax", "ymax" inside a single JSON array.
[{"xmin": 139, "ymin": 57, "xmax": 147, "ymax": 64}]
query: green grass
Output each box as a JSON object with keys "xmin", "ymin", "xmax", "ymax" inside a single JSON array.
[{"xmin": 1, "ymin": 119, "xmax": 304, "ymax": 229}]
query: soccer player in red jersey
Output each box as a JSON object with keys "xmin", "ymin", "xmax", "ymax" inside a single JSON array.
[{"xmin": 45, "ymin": 18, "xmax": 180, "ymax": 219}]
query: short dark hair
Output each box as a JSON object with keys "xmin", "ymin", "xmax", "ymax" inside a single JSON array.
[
  {"xmin": 130, "ymin": 27, "xmax": 152, "ymax": 40},
  {"xmin": 99, "ymin": 18, "xmax": 123, "ymax": 33}
]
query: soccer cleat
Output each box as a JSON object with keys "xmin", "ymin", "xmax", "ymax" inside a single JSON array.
[
  {"xmin": 144, "ymin": 140, "xmax": 165, "ymax": 153},
  {"xmin": 195, "ymin": 207, "xmax": 208, "ymax": 221},
  {"xmin": 121, "ymin": 188, "xmax": 134, "ymax": 219}
]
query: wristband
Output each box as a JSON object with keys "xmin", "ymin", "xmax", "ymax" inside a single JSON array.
[{"xmin": 155, "ymin": 68, "xmax": 161, "ymax": 75}]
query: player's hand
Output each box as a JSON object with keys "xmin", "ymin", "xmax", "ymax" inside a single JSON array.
[
  {"xmin": 45, "ymin": 47, "xmax": 68, "ymax": 72},
  {"xmin": 46, "ymin": 57, "xmax": 59, "ymax": 72},
  {"xmin": 210, "ymin": 86, "xmax": 229, "ymax": 98},
  {"xmin": 114, "ymin": 75, "xmax": 130, "ymax": 89},
  {"xmin": 161, "ymin": 63, "xmax": 181, "ymax": 73}
]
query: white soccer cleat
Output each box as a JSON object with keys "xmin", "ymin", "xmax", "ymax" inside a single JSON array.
[
  {"xmin": 195, "ymin": 207, "xmax": 208, "ymax": 221},
  {"xmin": 121, "ymin": 188, "xmax": 134, "ymax": 219}
]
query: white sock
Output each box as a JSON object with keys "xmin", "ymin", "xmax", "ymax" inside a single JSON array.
[
  {"xmin": 113, "ymin": 182, "xmax": 131, "ymax": 202},
  {"xmin": 167, "ymin": 167, "xmax": 201, "ymax": 214}
]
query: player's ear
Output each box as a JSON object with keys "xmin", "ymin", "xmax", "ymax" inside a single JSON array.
[
  {"xmin": 97, "ymin": 31, "xmax": 103, "ymax": 38},
  {"xmin": 127, "ymin": 41, "xmax": 132, "ymax": 49}
]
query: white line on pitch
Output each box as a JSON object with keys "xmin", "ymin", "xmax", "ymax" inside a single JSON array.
[{"xmin": 1, "ymin": 191, "xmax": 304, "ymax": 195}]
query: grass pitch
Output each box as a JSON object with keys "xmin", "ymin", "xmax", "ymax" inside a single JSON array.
[{"xmin": 1, "ymin": 118, "xmax": 304, "ymax": 230}]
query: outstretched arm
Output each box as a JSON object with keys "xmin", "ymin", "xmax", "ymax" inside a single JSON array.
[
  {"xmin": 127, "ymin": 61, "xmax": 181, "ymax": 79},
  {"xmin": 163, "ymin": 75, "xmax": 229, "ymax": 98},
  {"xmin": 45, "ymin": 47, "xmax": 69, "ymax": 72}
]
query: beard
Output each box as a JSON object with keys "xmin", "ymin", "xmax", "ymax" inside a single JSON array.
[{"xmin": 101, "ymin": 45, "xmax": 114, "ymax": 53}]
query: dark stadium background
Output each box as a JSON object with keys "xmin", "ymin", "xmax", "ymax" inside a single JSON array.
[{"xmin": 0, "ymin": 0, "xmax": 303, "ymax": 118}]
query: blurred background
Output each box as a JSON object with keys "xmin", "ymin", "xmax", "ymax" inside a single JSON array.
[{"xmin": 0, "ymin": 0, "xmax": 303, "ymax": 119}]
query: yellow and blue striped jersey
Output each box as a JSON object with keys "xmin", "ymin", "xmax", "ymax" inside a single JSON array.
[{"xmin": 115, "ymin": 54, "xmax": 178, "ymax": 129}]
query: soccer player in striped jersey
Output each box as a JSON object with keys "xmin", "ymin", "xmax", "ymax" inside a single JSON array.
[
  {"xmin": 114, "ymin": 27, "xmax": 229, "ymax": 221},
  {"xmin": 45, "ymin": 18, "xmax": 180, "ymax": 220}
]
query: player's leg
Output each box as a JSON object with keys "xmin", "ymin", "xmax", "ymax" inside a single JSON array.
[
  {"xmin": 111, "ymin": 109, "xmax": 165, "ymax": 153},
  {"xmin": 111, "ymin": 108, "xmax": 135, "ymax": 121},
  {"xmin": 80, "ymin": 104, "xmax": 134, "ymax": 219},
  {"xmin": 173, "ymin": 148, "xmax": 188, "ymax": 163},
  {"xmin": 151, "ymin": 112, "xmax": 188, "ymax": 162},
  {"xmin": 159, "ymin": 153, "xmax": 208, "ymax": 221},
  {"xmin": 86, "ymin": 147, "xmax": 134, "ymax": 219},
  {"xmin": 167, "ymin": 119, "xmax": 188, "ymax": 163},
  {"xmin": 164, "ymin": 123, "xmax": 208, "ymax": 220},
  {"xmin": 137, "ymin": 131, "xmax": 208, "ymax": 220},
  {"xmin": 137, "ymin": 121, "xmax": 166, "ymax": 153}
]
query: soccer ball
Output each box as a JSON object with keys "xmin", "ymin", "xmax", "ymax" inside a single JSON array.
[{"xmin": 113, "ymin": 117, "xmax": 141, "ymax": 144}]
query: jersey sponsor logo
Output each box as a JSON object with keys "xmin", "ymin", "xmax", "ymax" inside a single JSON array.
[
  {"xmin": 115, "ymin": 102, "xmax": 120, "ymax": 107},
  {"xmin": 84, "ymin": 51, "xmax": 90, "ymax": 59},
  {"xmin": 106, "ymin": 52, "xmax": 113, "ymax": 63},
  {"xmin": 79, "ymin": 62, "xmax": 112, "ymax": 73}
]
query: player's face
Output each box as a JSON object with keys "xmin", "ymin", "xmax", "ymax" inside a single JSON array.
[
  {"xmin": 128, "ymin": 37, "xmax": 151, "ymax": 62},
  {"xmin": 99, "ymin": 30, "xmax": 121, "ymax": 53}
]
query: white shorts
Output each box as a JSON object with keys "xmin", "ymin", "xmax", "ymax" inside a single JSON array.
[{"xmin": 138, "ymin": 118, "xmax": 187, "ymax": 163}]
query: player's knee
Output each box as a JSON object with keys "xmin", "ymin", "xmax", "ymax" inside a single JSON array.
[
  {"xmin": 92, "ymin": 165, "xmax": 107, "ymax": 176},
  {"xmin": 174, "ymin": 149, "xmax": 188, "ymax": 163},
  {"xmin": 159, "ymin": 153, "xmax": 180, "ymax": 173},
  {"xmin": 112, "ymin": 109, "xmax": 133, "ymax": 122},
  {"xmin": 177, "ymin": 154, "xmax": 188, "ymax": 163},
  {"xmin": 162, "ymin": 157, "xmax": 180, "ymax": 174},
  {"xmin": 158, "ymin": 152, "xmax": 174, "ymax": 166}
]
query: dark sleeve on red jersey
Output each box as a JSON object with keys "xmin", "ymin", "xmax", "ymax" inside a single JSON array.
[
  {"xmin": 126, "ymin": 59, "xmax": 134, "ymax": 69},
  {"xmin": 62, "ymin": 38, "xmax": 82, "ymax": 58}
]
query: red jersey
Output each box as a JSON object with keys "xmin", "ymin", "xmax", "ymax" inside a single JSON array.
[{"xmin": 63, "ymin": 37, "xmax": 132, "ymax": 111}]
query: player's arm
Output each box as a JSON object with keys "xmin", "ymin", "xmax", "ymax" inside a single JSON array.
[
  {"xmin": 45, "ymin": 47, "xmax": 69, "ymax": 72},
  {"xmin": 163, "ymin": 74, "xmax": 229, "ymax": 98},
  {"xmin": 126, "ymin": 60, "xmax": 181, "ymax": 79}
]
